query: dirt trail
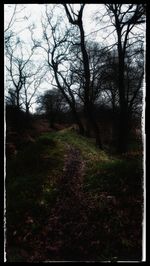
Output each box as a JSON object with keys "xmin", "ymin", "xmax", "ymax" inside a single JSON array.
[{"xmin": 29, "ymin": 146, "xmax": 89, "ymax": 262}]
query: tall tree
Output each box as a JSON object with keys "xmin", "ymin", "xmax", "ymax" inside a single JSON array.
[
  {"xmin": 63, "ymin": 4, "xmax": 102, "ymax": 148},
  {"xmin": 105, "ymin": 4, "xmax": 145, "ymax": 152}
]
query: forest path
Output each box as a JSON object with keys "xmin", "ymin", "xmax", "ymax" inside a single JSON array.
[{"xmin": 29, "ymin": 145, "xmax": 90, "ymax": 262}]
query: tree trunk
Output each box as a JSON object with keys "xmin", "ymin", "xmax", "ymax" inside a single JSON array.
[
  {"xmin": 84, "ymin": 102, "xmax": 102, "ymax": 148},
  {"xmin": 26, "ymin": 104, "xmax": 30, "ymax": 116},
  {"xmin": 71, "ymin": 107, "xmax": 85, "ymax": 135},
  {"xmin": 16, "ymin": 89, "xmax": 20, "ymax": 110},
  {"xmin": 117, "ymin": 30, "xmax": 129, "ymax": 153},
  {"xmin": 117, "ymin": 63, "xmax": 129, "ymax": 153},
  {"xmin": 118, "ymin": 107, "xmax": 129, "ymax": 153},
  {"xmin": 63, "ymin": 5, "xmax": 102, "ymax": 147},
  {"xmin": 79, "ymin": 21, "xmax": 102, "ymax": 148}
]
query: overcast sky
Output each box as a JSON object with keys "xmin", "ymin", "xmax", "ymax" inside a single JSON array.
[
  {"xmin": 4, "ymin": 4, "xmax": 146, "ymax": 113},
  {"xmin": 4, "ymin": 4, "xmax": 116, "ymax": 45}
]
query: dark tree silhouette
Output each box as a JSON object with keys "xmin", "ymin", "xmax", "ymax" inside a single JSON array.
[
  {"xmin": 105, "ymin": 4, "xmax": 145, "ymax": 152},
  {"xmin": 37, "ymin": 88, "xmax": 68, "ymax": 127},
  {"xmin": 63, "ymin": 4, "xmax": 102, "ymax": 148}
]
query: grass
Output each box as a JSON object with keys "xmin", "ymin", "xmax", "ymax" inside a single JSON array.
[
  {"xmin": 6, "ymin": 135, "xmax": 64, "ymax": 253},
  {"xmin": 6, "ymin": 128, "xmax": 144, "ymax": 262},
  {"xmin": 84, "ymin": 158, "xmax": 143, "ymax": 194}
]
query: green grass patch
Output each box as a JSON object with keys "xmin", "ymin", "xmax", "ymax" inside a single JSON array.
[
  {"xmin": 83, "ymin": 157, "xmax": 143, "ymax": 194},
  {"xmin": 42, "ymin": 129, "xmax": 109, "ymax": 161},
  {"xmin": 6, "ymin": 134, "xmax": 65, "ymax": 245}
]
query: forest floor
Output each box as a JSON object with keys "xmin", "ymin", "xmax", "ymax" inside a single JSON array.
[{"xmin": 6, "ymin": 120, "xmax": 144, "ymax": 262}]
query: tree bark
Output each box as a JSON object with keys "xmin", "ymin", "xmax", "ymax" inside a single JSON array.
[
  {"xmin": 84, "ymin": 102, "xmax": 102, "ymax": 148},
  {"xmin": 116, "ymin": 19, "xmax": 129, "ymax": 153},
  {"xmin": 16, "ymin": 89, "xmax": 20, "ymax": 110},
  {"xmin": 71, "ymin": 107, "xmax": 85, "ymax": 135},
  {"xmin": 78, "ymin": 19, "xmax": 102, "ymax": 148}
]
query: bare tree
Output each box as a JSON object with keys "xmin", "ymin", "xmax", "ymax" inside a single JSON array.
[
  {"xmin": 23, "ymin": 66, "xmax": 46, "ymax": 115},
  {"xmin": 39, "ymin": 5, "xmax": 85, "ymax": 134},
  {"xmin": 5, "ymin": 36, "xmax": 43, "ymax": 115},
  {"xmin": 63, "ymin": 4, "xmax": 102, "ymax": 148},
  {"xmin": 94, "ymin": 46, "xmax": 144, "ymax": 144},
  {"xmin": 103, "ymin": 4, "xmax": 145, "ymax": 152}
]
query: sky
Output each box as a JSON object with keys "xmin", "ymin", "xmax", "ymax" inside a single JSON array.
[
  {"xmin": 4, "ymin": 4, "xmax": 146, "ymax": 113},
  {"xmin": 4, "ymin": 4, "xmax": 116, "ymax": 49}
]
